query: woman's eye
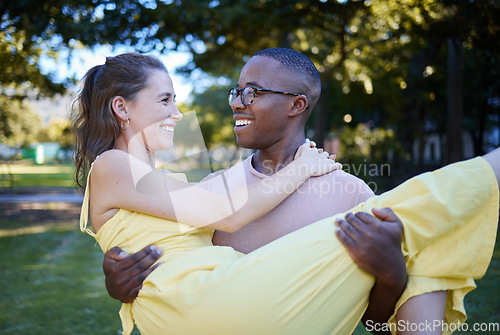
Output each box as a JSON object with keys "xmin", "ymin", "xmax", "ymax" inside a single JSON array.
[{"xmin": 162, "ymin": 96, "xmax": 176, "ymax": 104}]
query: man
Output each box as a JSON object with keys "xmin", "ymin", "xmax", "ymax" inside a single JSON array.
[{"xmin": 102, "ymin": 48, "xmax": 429, "ymax": 330}]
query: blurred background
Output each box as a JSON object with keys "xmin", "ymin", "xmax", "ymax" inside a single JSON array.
[{"xmin": 0, "ymin": 0, "xmax": 499, "ymax": 334}]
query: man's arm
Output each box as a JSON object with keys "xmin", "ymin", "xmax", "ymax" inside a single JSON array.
[
  {"xmin": 335, "ymin": 208, "xmax": 407, "ymax": 334},
  {"xmin": 103, "ymin": 245, "xmax": 163, "ymax": 303}
]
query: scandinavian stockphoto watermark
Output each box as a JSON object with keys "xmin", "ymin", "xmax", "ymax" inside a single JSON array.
[
  {"xmin": 342, "ymin": 160, "xmax": 391, "ymax": 193},
  {"xmin": 342, "ymin": 160, "xmax": 391, "ymax": 178},
  {"xmin": 365, "ymin": 320, "xmax": 500, "ymax": 333},
  {"xmin": 259, "ymin": 159, "xmax": 391, "ymax": 196}
]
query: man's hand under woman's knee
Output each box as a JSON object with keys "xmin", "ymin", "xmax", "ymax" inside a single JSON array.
[
  {"xmin": 335, "ymin": 208, "xmax": 406, "ymax": 285},
  {"xmin": 336, "ymin": 207, "xmax": 407, "ymax": 330},
  {"xmin": 103, "ymin": 245, "xmax": 163, "ymax": 303}
]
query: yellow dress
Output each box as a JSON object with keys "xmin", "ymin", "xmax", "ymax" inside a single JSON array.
[{"xmin": 80, "ymin": 157, "xmax": 499, "ymax": 335}]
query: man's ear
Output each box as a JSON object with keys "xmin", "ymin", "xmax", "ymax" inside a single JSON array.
[
  {"xmin": 288, "ymin": 95, "xmax": 309, "ymax": 117},
  {"xmin": 111, "ymin": 96, "xmax": 129, "ymax": 121}
]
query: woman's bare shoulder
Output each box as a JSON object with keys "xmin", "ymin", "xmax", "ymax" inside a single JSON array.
[
  {"xmin": 92, "ymin": 149, "xmax": 131, "ymax": 172},
  {"xmin": 93, "ymin": 150, "xmax": 154, "ymax": 190},
  {"xmin": 95, "ymin": 149, "xmax": 129, "ymax": 164},
  {"xmin": 89, "ymin": 150, "xmax": 130, "ymax": 185}
]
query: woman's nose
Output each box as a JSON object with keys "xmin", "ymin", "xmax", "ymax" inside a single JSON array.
[{"xmin": 171, "ymin": 109, "xmax": 183, "ymax": 121}]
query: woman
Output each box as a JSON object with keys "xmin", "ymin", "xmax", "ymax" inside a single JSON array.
[{"xmin": 76, "ymin": 53, "xmax": 499, "ymax": 335}]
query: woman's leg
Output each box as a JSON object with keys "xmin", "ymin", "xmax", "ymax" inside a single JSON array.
[
  {"xmin": 138, "ymin": 218, "xmax": 375, "ymax": 335},
  {"xmin": 396, "ymin": 291, "xmax": 447, "ymax": 335}
]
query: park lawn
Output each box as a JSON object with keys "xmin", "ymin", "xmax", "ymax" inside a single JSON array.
[
  {"xmin": 0, "ymin": 162, "xmax": 210, "ymax": 189},
  {"xmin": 0, "ymin": 164, "xmax": 76, "ymax": 188},
  {"xmin": 453, "ymin": 234, "xmax": 500, "ymax": 335},
  {"xmin": 0, "ymin": 220, "xmax": 498, "ymax": 334},
  {"xmin": 0, "ymin": 220, "xmax": 140, "ymax": 334}
]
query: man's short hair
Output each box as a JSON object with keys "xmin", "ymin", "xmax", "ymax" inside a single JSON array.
[{"xmin": 254, "ymin": 48, "xmax": 321, "ymax": 109}]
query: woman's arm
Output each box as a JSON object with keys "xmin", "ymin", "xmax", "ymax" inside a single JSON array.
[{"xmin": 91, "ymin": 143, "xmax": 340, "ymax": 233}]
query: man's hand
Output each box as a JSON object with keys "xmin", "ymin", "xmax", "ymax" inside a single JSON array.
[
  {"xmin": 335, "ymin": 208, "xmax": 407, "ymax": 332},
  {"xmin": 103, "ymin": 245, "xmax": 163, "ymax": 303},
  {"xmin": 335, "ymin": 208, "xmax": 406, "ymax": 285}
]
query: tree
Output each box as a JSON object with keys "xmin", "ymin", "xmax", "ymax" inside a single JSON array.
[
  {"xmin": 0, "ymin": 96, "xmax": 40, "ymax": 147},
  {"xmin": 38, "ymin": 118, "xmax": 73, "ymax": 147},
  {"xmin": 445, "ymin": 38, "xmax": 463, "ymax": 164},
  {"xmin": 188, "ymin": 85, "xmax": 236, "ymax": 150},
  {"xmin": 87, "ymin": 0, "xmax": 498, "ymax": 162},
  {"xmin": 0, "ymin": 96, "xmax": 41, "ymax": 191},
  {"xmin": 0, "ymin": 0, "xmax": 163, "ymax": 145},
  {"xmin": 37, "ymin": 117, "xmax": 74, "ymax": 162},
  {"xmin": 2, "ymin": 0, "xmax": 499, "ymax": 167},
  {"xmin": 463, "ymin": 47, "xmax": 500, "ymax": 156}
]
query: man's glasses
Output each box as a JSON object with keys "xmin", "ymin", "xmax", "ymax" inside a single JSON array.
[{"xmin": 228, "ymin": 86, "xmax": 308, "ymax": 108}]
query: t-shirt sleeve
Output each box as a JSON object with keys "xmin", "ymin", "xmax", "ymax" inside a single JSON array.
[{"xmin": 356, "ymin": 180, "xmax": 375, "ymax": 203}]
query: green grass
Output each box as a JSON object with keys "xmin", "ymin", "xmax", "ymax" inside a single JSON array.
[
  {"xmin": 0, "ymin": 220, "xmax": 498, "ymax": 334},
  {"xmin": 0, "ymin": 163, "xmax": 75, "ymax": 188},
  {"xmin": 453, "ymin": 234, "xmax": 500, "ymax": 335},
  {"xmin": 0, "ymin": 221, "xmax": 133, "ymax": 334}
]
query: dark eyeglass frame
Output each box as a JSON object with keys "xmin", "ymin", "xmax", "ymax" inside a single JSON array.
[{"xmin": 228, "ymin": 86, "xmax": 309, "ymax": 108}]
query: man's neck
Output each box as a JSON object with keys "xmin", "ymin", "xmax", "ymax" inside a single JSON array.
[{"xmin": 251, "ymin": 137, "xmax": 307, "ymax": 175}]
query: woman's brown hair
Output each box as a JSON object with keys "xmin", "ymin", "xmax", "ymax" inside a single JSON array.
[{"xmin": 73, "ymin": 53, "xmax": 167, "ymax": 189}]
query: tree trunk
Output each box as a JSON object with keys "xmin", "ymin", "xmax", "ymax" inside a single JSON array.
[
  {"xmin": 444, "ymin": 38, "xmax": 464, "ymax": 164},
  {"xmin": 399, "ymin": 42, "xmax": 440, "ymax": 167},
  {"xmin": 472, "ymin": 100, "xmax": 487, "ymax": 156}
]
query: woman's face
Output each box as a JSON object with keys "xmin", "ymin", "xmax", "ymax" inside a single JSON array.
[{"xmin": 126, "ymin": 69, "xmax": 183, "ymax": 152}]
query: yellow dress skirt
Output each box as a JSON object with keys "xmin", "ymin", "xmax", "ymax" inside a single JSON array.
[{"xmin": 80, "ymin": 157, "xmax": 499, "ymax": 335}]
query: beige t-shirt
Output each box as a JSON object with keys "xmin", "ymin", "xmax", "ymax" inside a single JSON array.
[{"xmin": 202, "ymin": 155, "xmax": 374, "ymax": 253}]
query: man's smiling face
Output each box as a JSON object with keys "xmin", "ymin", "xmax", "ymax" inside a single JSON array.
[{"xmin": 230, "ymin": 56, "xmax": 300, "ymax": 150}]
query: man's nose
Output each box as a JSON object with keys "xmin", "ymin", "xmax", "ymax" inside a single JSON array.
[{"xmin": 230, "ymin": 94, "xmax": 245, "ymax": 110}]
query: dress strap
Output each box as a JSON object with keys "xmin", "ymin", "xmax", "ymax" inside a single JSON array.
[{"xmin": 79, "ymin": 158, "xmax": 99, "ymax": 237}]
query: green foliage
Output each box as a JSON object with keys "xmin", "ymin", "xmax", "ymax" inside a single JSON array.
[
  {"xmin": 37, "ymin": 118, "xmax": 74, "ymax": 150},
  {"xmin": 328, "ymin": 123, "xmax": 407, "ymax": 192},
  {"xmin": 188, "ymin": 85, "xmax": 236, "ymax": 149},
  {"xmin": 88, "ymin": 0, "xmax": 498, "ymax": 161},
  {"xmin": 1, "ymin": 0, "xmax": 499, "ymax": 161},
  {"xmin": 335, "ymin": 123, "xmax": 403, "ymax": 163},
  {"xmin": 0, "ymin": 95, "xmax": 41, "ymax": 149},
  {"xmin": 0, "ymin": 0, "xmax": 160, "ymax": 146}
]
